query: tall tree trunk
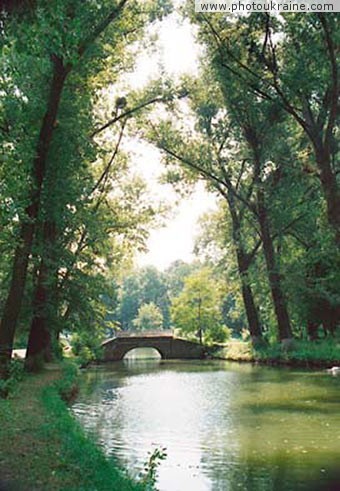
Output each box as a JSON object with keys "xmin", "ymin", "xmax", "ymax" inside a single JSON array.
[
  {"xmin": 227, "ymin": 190, "xmax": 263, "ymax": 343},
  {"xmin": 25, "ymin": 259, "xmax": 51, "ymax": 371},
  {"xmin": 0, "ymin": 56, "xmax": 69, "ymax": 376},
  {"xmin": 257, "ymin": 190, "xmax": 293, "ymax": 342},
  {"xmin": 315, "ymin": 14, "xmax": 340, "ymax": 245},
  {"xmin": 25, "ymin": 220, "xmax": 57, "ymax": 371},
  {"xmin": 314, "ymin": 146, "xmax": 340, "ymax": 245},
  {"xmin": 237, "ymin": 250, "xmax": 263, "ymax": 344}
]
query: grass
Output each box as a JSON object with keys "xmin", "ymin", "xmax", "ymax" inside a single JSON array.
[
  {"xmin": 0, "ymin": 362, "xmax": 144, "ymax": 491},
  {"xmin": 217, "ymin": 338, "xmax": 340, "ymax": 368}
]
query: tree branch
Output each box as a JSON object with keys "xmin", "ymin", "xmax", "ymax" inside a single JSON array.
[
  {"xmin": 317, "ymin": 14, "xmax": 339, "ymax": 149},
  {"xmin": 78, "ymin": 0, "xmax": 129, "ymax": 57},
  {"xmin": 90, "ymin": 120, "xmax": 126, "ymax": 196},
  {"xmin": 91, "ymin": 96, "xmax": 165, "ymax": 137},
  {"xmin": 244, "ymin": 238, "xmax": 262, "ymax": 269}
]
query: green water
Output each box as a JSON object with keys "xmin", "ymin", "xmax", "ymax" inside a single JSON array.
[{"xmin": 72, "ymin": 356, "xmax": 340, "ymax": 491}]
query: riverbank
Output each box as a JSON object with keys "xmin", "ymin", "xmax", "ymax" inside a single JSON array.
[
  {"xmin": 216, "ymin": 338, "xmax": 340, "ymax": 369},
  {"xmin": 0, "ymin": 363, "xmax": 143, "ymax": 491}
]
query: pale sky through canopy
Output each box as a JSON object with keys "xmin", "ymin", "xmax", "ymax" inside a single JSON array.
[
  {"xmin": 127, "ymin": 11, "xmax": 217, "ymax": 270},
  {"xmin": 138, "ymin": 184, "xmax": 217, "ymax": 270}
]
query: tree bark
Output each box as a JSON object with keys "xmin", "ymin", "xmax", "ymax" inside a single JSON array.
[
  {"xmin": 227, "ymin": 189, "xmax": 263, "ymax": 342},
  {"xmin": 0, "ymin": 56, "xmax": 69, "ymax": 376},
  {"xmin": 257, "ymin": 190, "xmax": 293, "ymax": 341},
  {"xmin": 25, "ymin": 220, "xmax": 57, "ymax": 371},
  {"xmin": 237, "ymin": 258, "xmax": 262, "ymax": 344},
  {"xmin": 307, "ymin": 320, "xmax": 319, "ymax": 341},
  {"xmin": 314, "ymin": 145, "xmax": 340, "ymax": 245},
  {"xmin": 238, "ymin": 251, "xmax": 263, "ymax": 343},
  {"xmin": 25, "ymin": 260, "xmax": 51, "ymax": 371},
  {"xmin": 0, "ymin": 0, "xmax": 35, "ymax": 14}
]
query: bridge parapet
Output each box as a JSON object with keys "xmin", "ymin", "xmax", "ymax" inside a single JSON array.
[{"xmin": 115, "ymin": 329, "xmax": 173, "ymax": 338}]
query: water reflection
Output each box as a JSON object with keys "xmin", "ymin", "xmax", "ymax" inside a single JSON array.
[
  {"xmin": 72, "ymin": 360, "xmax": 340, "ymax": 491},
  {"xmin": 124, "ymin": 347, "xmax": 162, "ymax": 360}
]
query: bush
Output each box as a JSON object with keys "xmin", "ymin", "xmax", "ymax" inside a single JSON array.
[
  {"xmin": 219, "ymin": 338, "xmax": 340, "ymax": 366},
  {"xmin": 53, "ymin": 362, "xmax": 79, "ymax": 402},
  {"xmin": 71, "ymin": 332, "xmax": 103, "ymax": 367},
  {"xmin": 205, "ymin": 324, "xmax": 231, "ymax": 345},
  {"xmin": 0, "ymin": 359, "xmax": 25, "ymax": 398}
]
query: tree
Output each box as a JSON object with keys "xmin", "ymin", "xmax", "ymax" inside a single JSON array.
[
  {"xmin": 144, "ymin": 78, "xmax": 266, "ymax": 343},
  {"xmin": 117, "ymin": 266, "xmax": 170, "ymax": 330},
  {"xmin": 0, "ymin": 0, "xmax": 172, "ymax": 374},
  {"xmin": 195, "ymin": 206, "xmax": 248, "ymax": 338},
  {"xmin": 194, "ymin": 13, "xmax": 339, "ymax": 244},
  {"xmin": 0, "ymin": 0, "xmax": 134, "ymax": 375},
  {"xmin": 165, "ymin": 260, "xmax": 200, "ymax": 298},
  {"xmin": 194, "ymin": 13, "xmax": 339, "ymax": 341},
  {"xmin": 171, "ymin": 268, "xmax": 230, "ymax": 344},
  {"xmin": 133, "ymin": 302, "xmax": 163, "ymax": 331}
]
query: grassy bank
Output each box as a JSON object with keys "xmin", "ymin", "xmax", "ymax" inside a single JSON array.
[
  {"xmin": 217, "ymin": 338, "xmax": 340, "ymax": 368},
  {"xmin": 0, "ymin": 363, "xmax": 144, "ymax": 491}
]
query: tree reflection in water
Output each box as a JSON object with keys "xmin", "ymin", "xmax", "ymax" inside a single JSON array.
[{"xmin": 72, "ymin": 361, "xmax": 340, "ymax": 491}]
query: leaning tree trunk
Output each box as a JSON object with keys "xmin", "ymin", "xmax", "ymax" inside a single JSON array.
[
  {"xmin": 227, "ymin": 189, "xmax": 263, "ymax": 344},
  {"xmin": 0, "ymin": 56, "xmax": 69, "ymax": 377},
  {"xmin": 257, "ymin": 190, "xmax": 293, "ymax": 343}
]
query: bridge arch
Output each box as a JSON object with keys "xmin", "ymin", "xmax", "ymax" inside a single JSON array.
[{"xmin": 123, "ymin": 346, "xmax": 163, "ymax": 360}]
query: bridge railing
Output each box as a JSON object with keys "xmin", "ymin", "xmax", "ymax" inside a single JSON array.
[{"xmin": 115, "ymin": 329, "xmax": 174, "ymax": 338}]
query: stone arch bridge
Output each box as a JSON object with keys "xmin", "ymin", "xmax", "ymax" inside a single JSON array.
[{"xmin": 102, "ymin": 330, "xmax": 208, "ymax": 361}]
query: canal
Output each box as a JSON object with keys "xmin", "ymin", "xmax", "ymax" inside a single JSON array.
[{"xmin": 72, "ymin": 351, "xmax": 340, "ymax": 490}]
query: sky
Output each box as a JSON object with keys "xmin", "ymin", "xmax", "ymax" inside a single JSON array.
[
  {"xmin": 127, "ymin": 139, "xmax": 217, "ymax": 270},
  {"xmin": 124, "ymin": 11, "xmax": 218, "ymax": 270},
  {"xmin": 138, "ymin": 185, "xmax": 217, "ymax": 270}
]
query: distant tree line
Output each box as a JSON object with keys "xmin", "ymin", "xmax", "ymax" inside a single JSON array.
[{"xmin": 103, "ymin": 261, "xmax": 239, "ymax": 345}]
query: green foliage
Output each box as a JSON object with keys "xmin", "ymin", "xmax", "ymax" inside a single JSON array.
[
  {"xmin": 0, "ymin": 359, "xmax": 24, "ymax": 398},
  {"xmin": 133, "ymin": 303, "xmax": 164, "ymax": 331},
  {"xmin": 254, "ymin": 339, "xmax": 340, "ymax": 365},
  {"xmin": 139, "ymin": 447, "xmax": 167, "ymax": 490},
  {"xmin": 53, "ymin": 361, "xmax": 80, "ymax": 402},
  {"xmin": 0, "ymin": 0, "xmax": 339, "ymax": 377},
  {"xmin": 108, "ymin": 261, "xmax": 235, "ymax": 344},
  {"xmin": 171, "ymin": 267, "xmax": 230, "ymax": 344},
  {"xmin": 71, "ymin": 331, "xmax": 103, "ymax": 367},
  {"xmin": 117, "ymin": 266, "xmax": 171, "ymax": 330},
  {"xmin": 195, "ymin": 206, "xmax": 247, "ymax": 336},
  {"xmin": 145, "ymin": 11, "xmax": 339, "ymax": 344},
  {"xmin": 165, "ymin": 260, "xmax": 200, "ymax": 298},
  {"xmin": 205, "ymin": 323, "xmax": 231, "ymax": 345},
  {"xmin": 0, "ymin": 0, "xmax": 171, "ymax": 370},
  {"xmin": 221, "ymin": 339, "xmax": 340, "ymax": 366}
]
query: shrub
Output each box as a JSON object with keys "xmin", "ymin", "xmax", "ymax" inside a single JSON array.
[{"xmin": 0, "ymin": 359, "xmax": 25, "ymax": 398}]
